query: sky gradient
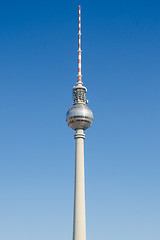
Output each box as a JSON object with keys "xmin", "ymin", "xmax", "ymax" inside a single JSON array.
[{"xmin": 0, "ymin": 0, "xmax": 160, "ymax": 240}]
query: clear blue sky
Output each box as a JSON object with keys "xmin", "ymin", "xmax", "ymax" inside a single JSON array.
[{"xmin": 0, "ymin": 0, "xmax": 160, "ymax": 239}]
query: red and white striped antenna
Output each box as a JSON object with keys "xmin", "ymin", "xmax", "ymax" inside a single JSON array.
[{"xmin": 77, "ymin": 5, "xmax": 82, "ymax": 85}]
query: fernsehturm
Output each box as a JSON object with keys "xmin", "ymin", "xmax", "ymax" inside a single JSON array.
[{"xmin": 66, "ymin": 6, "xmax": 93, "ymax": 240}]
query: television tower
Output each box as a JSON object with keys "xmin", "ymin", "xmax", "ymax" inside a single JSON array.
[{"xmin": 66, "ymin": 5, "xmax": 93, "ymax": 240}]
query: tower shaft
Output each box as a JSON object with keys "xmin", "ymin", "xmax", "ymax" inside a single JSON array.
[{"xmin": 73, "ymin": 129, "xmax": 86, "ymax": 240}]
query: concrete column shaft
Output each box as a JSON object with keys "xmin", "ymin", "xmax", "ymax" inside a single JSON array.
[{"xmin": 73, "ymin": 129, "xmax": 86, "ymax": 240}]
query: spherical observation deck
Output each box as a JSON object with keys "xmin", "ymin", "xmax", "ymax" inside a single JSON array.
[{"xmin": 66, "ymin": 103, "xmax": 93, "ymax": 130}]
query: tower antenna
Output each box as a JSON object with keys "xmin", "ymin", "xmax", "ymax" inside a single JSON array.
[{"xmin": 77, "ymin": 5, "xmax": 82, "ymax": 85}]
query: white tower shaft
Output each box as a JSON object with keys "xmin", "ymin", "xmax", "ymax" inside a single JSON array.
[{"xmin": 73, "ymin": 129, "xmax": 86, "ymax": 240}]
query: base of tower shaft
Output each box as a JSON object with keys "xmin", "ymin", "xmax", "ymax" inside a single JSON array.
[{"xmin": 73, "ymin": 129, "xmax": 86, "ymax": 240}]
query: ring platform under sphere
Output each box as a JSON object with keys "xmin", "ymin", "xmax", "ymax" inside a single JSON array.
[{"xmin": 66, "ymin": 103, "xmax": 93, "ymax": 130}]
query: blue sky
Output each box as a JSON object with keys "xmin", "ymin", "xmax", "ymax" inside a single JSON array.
[{"xmin": 0, "ymin": 0, "xmax": 160, "ymax": 239}]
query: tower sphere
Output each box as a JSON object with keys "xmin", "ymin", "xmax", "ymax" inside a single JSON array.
[{"xmin": 66, "ymin": 103, "xmax": 93, "ymax": 130}]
